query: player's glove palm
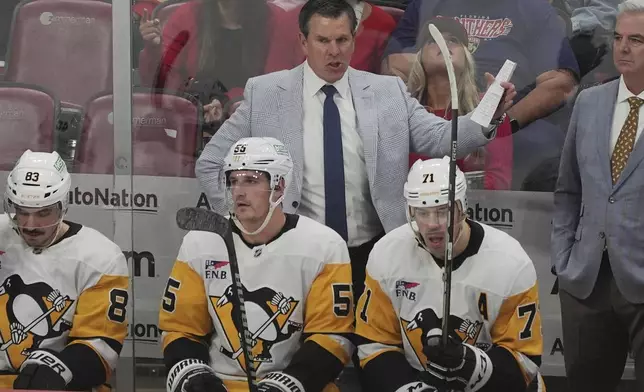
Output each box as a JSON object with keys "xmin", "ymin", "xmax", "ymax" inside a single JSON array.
[{"xmin": 421, "ymin": 336, "xmax": 493, "ymax": 392}]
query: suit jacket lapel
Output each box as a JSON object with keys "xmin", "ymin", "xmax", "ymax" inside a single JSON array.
[
  {"xmin": 596, "ymin": 81, "xmax": 618, "ymax": 189},
  {"xmin": 277, "ymin": 64, "xmax": 305, "ymax": 193},
  {"xmin": 349, "ymin": 69, "xmax": 378, "ymax": 180}
]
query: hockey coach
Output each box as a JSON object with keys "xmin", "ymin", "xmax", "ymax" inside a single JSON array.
[{"xmin": 195, "ymin": 0, "xmax": 515, "ymax": 301}]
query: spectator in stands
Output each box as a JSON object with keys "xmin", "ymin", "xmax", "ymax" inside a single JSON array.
[
  {"xmin": 555, "ymin": 0, "xmax": 619, "ymax": 84},
  {"xmin": 138, "ymin": 0, "xmax": 293, "ymax": 126},
  {"xmin": 276, "ymin": 0, "xmax": 397, "ymax": 74},
  {"xmin": 407, "ymin": 17, "xmax": 512, "ymax": 190},
  {"xmin": 381, "ymin": 0, "xmax": 580, "ymax": 189}
]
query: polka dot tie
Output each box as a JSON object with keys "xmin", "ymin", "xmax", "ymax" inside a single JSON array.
[{"xmin": 611, "ymin": 97, "xmax": 644, "ymax": 184}]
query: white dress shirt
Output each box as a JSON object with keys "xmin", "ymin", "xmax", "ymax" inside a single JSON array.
[
  {"xmin": 609, "ymin": 76, "xmax": 644, "ymax": 157},
  {"xmin": 299, "ymin": 61, "xmax": 382, "ymax": 247}
]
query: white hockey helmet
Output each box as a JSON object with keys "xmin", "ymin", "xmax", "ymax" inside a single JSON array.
[
  {"xmin": 223, "ymin": 137, "xmax": 293, "ymax": 191},
  {"xmin": 404, "ymin": 156, "xmax": 467, "ymax": 212},
  {"xmin": 223, "ymin": 137, "xmax": 293, "ymax": 236},
  {"xmin": 5, "ymin": 150, "xmax": 71, "ymax": 210}
]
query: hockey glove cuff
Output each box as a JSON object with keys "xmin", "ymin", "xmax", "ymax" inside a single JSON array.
[
  {"xmin": 13, "ymin": 349, "xmax": 73, "ymax": 390},
  {"xmin": 394, "ymin": 381, "xmax": 437, "ymax": 392},
  {"xmin": 258, "ymin": 371, "xmax": 306, "ymax": 392},
  {"xmin": 166, "ymin": 358, "xmax": 227, "ymax": 392},
  {"xmin": 422, "ymin": 338, "xmax": 493, "ymax": 392}
]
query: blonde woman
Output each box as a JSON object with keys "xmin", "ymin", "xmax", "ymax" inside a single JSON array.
[{"xmin": 407, "ymin": 17, "xmax": 513, "ymax": 190}]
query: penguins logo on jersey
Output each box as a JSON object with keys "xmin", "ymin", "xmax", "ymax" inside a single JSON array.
[
  {"xmin": 401, "ymin": 308, "xmax": 483, "ymax": 367},
  {"xmin": 212, "ymin": 284, "xmax": 302, "ymax": 370},
  {"xmin": 0, "ymin": 275, "xmax": 74, "ymax": 370}
]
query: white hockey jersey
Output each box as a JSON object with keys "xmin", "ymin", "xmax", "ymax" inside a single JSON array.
[
  {"xmin": 159, "ymin": 214, "xmax": 354, "ymax": 392},
  {"xmin": 0, "ymin": 215, "xmax": 129, "ymax": 389},
  {"xmin": 356, "ymin": 220, "xmax": 543, "ymax": 391}
]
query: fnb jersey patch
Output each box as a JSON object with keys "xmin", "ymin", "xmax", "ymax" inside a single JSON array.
[
  {"xmin": 395, "ymin": 280, "xmax": 420, "ymax": 301},
  {"xmin": 205, "ymin": 260, "xmax": 229, "ymax": 280}
]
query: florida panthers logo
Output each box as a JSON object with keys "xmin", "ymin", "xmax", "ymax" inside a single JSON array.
[
  {"xmin": 0, "ymin": 275, "xmax": 74, "ymax": 369},
  {"xmin": 211, "ymin": 285, "xmax": 302, "ymax": 371},
  {"xmin": 401, "ymin": 308, "xmax": 484, "ymax": 368}
]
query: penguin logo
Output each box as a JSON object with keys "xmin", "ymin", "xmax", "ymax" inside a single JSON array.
[
  {"xmin": 400, "ymin": 308, "xmax": 483, "ymax": 368},
  {"xmin": 0, "ymin": 275, "xmax": 74, "ymax": 370},
  {"xmin": 211, "ymin": 285, "xmax": 302, "ymax": 370}
]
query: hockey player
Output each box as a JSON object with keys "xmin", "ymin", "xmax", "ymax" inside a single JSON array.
[
  {"xmin": 160, "ymin": 137, "xmax": 354, "ymax": 392},
  {"xmin": 0, "ymin": 150, "xmax": 129, "ymax": 390},
  {"xmin": 355, "ymin": 157, "xmax": 544, "ymax": 392}
]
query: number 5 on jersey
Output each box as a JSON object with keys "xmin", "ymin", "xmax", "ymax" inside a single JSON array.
[{"xmin": 163, "ymin": 278, "xmax": 181, "ymax": 313}]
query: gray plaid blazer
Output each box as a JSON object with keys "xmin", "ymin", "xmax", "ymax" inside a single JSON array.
[{"xmin": 196, "ymin": 63, "xmax": 493, "ymax": 233}]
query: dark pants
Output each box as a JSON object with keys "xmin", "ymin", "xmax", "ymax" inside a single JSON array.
[
  {"xmin": 348, "ymin": 232, "xmax": 383, "ymax": 303},
  {"xmin": 560, "ymin": 251, "xmax": 644, "ymax": 392}
]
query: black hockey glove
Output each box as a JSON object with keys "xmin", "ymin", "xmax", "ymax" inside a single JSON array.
[
  {"xmin": 257, "ymin": 372, "xmax": 305, "ymax": 392},
  {"xmin": 569, "ymin": 30, "xmax": 609, "ymax": 79},
  {"xmin": 393, "ymin": 381, "xmax": 437, "ymax": 392},
  {"xmin": 13, "ymin": 349, "xmax": 73, "ymax": 390},
  {"xmin": 257, "ymin": 385, "xmax": 282, "ymax": 392},
  {"xmin": 420, "ymin": 336, "xmax": 493, "ymax": 392},
  {"xmin": 166, "ymin": 358, "xmax": 227, "ymax": 392}
]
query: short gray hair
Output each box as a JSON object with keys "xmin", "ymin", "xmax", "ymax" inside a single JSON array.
[{"xmin": 618, "ymin": 0, "xmax": 644, "ymax": 15}]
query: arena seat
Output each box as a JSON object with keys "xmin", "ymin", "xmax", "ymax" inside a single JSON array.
[
  {"xmin": 3, "ymin": 0, "xmax": 112, "ymax": 107},
  {"xmin": 0, "ymin": 83, "xmax": 58, "ymax": 170},
  {"xmin": 76, "ymin": 89, "xmax": 202, "ymax": 177}
]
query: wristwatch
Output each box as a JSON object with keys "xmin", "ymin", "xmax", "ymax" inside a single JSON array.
[{"xmin": 509, "ymin": 117, "xmax": 521, "ymax": 134}]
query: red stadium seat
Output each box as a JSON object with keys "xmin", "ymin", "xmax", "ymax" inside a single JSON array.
[
  {"xmin": 4, "ymin": 0, "xmax": 112, "ymax": 107},
  {"xmin": 0, "ymin": 83, "xmax": 57, "ymax": 170},
  {"xmin": 152, "ymin": 0, "xmax": 190, "ymax": 27},
  {"xmin": 378, "ymin": 5, "xmax": 404, "ymax": 24},
  {"xmin": 76, "ymin": 90, "xmax": 202, "ymax": 177}
]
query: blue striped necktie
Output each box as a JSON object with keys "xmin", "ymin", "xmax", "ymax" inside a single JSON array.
[{"xmin": 321, "ymin": 84, "xmax": 348, "ymax": 241}]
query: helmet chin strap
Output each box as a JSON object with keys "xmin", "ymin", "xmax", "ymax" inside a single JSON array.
[
  {"xmin": 232, "ymin": 189, "xmax": 284, "ymax": 237},
  {"xmin": 31, "ymin": 221, "xmax": 64, "ymax": 255}
]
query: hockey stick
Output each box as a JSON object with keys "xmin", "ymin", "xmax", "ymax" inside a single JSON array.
[
  {"xmin": 1, "ymin": 296, "xmax": 70, "ymax": 351},
  {"xmin": 176, "ymin": 207, "xmax": 258, "ymax": 392},
  {"xmin": 427, "ymin": 23, "xmax": 459, "ymax": 351},
  {"xmin": 221, "ymin": 297, "xmax": 294, "ymax": 360}
]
